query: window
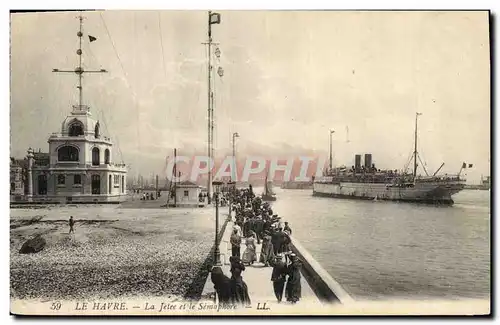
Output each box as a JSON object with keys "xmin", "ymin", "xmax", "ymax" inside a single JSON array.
[
  {"xmin": 57, "ymin": 175, "xmax": 65, "ymax": 185},
  {"xmin": 68, "ymin": 121, "xmax": 84, "ymax": 136},
  {"xmin": 105, "ymin": 149, "xmax": 110, "ymax": 164},
  {"xmin": 74, "ymin": 175, "xmax": 81, "ymax": 185},
  {"xmin": 113, "ymin": 175, "xmax": 120, "ymax": 187},
  {"xmin": 184, "ymin": 190, "xmax": 189, "ymax": 197},
  {"xmin": 122, "ymin": 176, "xmax": 125, "ymax": 193},
  {"xmin": 92, "ymin": 147, "xmax": 100, "ymax": 166},
  {"xmin": 95, "ymin": 122, "xmax": 100, "ymax": 138},
  {"xmin": 58, "ymin": 146, "xmax": 79, "ymax": 162},
  {"xmin": 10, "ymin": 182, "xmax": 15, "ymax": 193}
]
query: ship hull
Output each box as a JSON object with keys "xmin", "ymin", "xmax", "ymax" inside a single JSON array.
[{"xmin": 313, "ymin": 181, "xmax": 465, "ymax": 205}]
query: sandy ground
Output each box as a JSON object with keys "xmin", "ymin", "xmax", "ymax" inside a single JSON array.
[{"xmin": 10, "ymin": 205, "xmax": 226, "ymax": 301}]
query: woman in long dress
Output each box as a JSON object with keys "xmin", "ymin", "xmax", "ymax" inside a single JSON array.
[
  {"xmin": 210, "ymin": 266, "xmax": 232, "ymax": 305},
  {"xmin": 259, "ymin": 232, "xmax": 275, "ymax": 266},
  {"xmin": 241, "ymin": 233, "xmax": 257, "ymax": 265},
  {"xmin": 229, "ymin": 264, "xmax": 251, "ymax": 307}
]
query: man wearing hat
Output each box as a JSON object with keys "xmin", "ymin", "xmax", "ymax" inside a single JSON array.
[
  {"xmin": 270, "ymin": 254, "xmax": 287, "ymax": 303},
  {"xmin": 285, "ymin": 253, "xmax": 302, "ymax": 303}
]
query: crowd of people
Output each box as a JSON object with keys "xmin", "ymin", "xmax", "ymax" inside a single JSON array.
[{"xmin": 210, "ymin": 185, "xmax": 302, "ymax": 306}]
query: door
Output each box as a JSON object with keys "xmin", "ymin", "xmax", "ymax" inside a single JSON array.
[
  {"xmin": 109, "ymin": 175, "xmax": 112, "ymax": 194},
  {"xmin": 91, "ymin": 175, "xmax": 100, "ymax": 194},
  {"xmin": 38, "ymin": 175, "xmax": 47, "ymax": 195}
]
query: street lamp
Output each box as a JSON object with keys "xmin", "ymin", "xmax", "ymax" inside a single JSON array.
[
  {"xmin": 329, "ymin": 129, "xmax": 335, "ymax": 171},
  {"xmin": 212, "ymin": 180, "xmax": 223, "ymax": 266},
  {"xmin": 228, "ymin": 180, "xmax": 236, "ymax": 219},
  {"xmin": 232, "ymin": 132, "xmax": 240, "ymax": 183}
]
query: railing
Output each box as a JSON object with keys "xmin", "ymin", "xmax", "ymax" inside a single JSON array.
[{"xmin": 49, "ymin": 133, "xmax": 112, "ymax": 141}]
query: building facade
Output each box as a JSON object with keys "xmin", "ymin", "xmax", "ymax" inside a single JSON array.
[
  {"xmin": 174, "ymin": 181, "xmax": 204, "ymax": 207},
  {"xmin": 21, "ymin": 104, "xmax": 127, "ymax": 204},
  {"xmin": 10, "ymin": 158, "xmax": 25, "ymax": 197}
]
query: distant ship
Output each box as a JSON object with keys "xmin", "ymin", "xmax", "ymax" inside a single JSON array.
[
  {"xmin": 464, "ymin": 176, "xmax": 491, "ymax": 191},
  {"xmin": 313, "ymin": 113, "xmax": 466, "ymax": 205},
  {"xmin": 262, "ymin": 169, "xmax": 277, "ymax": 201},
  {"xmin": 281, "ymin": 181, "xmax": 313, "ymax": 190}
]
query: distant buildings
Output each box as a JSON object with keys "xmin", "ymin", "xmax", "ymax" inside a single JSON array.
[
  {"xmin": 10, "ymin": 157, "xmax": 25, "ymax": 197},
  {"xmin": 173, "ymin": 181, "xmax": 204, "ymax": 207}
]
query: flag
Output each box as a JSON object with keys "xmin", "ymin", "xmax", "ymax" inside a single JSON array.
[
  {"xmin": 88, "ymin": 35, "xmax": 97, "ymax": 42},
  {"xmin": 468, "ymin": 164, "xmax": 473, "ymax": 168},
  {"xmin": 209, "ymin": 12, "xmax": 221, "ymax": 25},
  {"xmin": 462, "ymin": 162, "xmax": 467, "ymax": 168}
]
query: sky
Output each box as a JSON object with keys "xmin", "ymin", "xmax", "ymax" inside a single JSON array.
[{"xmin": 10, "ymin": 10, "xmax": 490, "ymax": 183}]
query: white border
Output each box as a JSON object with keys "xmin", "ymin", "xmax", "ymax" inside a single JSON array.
[{"xmin": 3, "ymin": 1, "xmax": 497, "ymax": 324}]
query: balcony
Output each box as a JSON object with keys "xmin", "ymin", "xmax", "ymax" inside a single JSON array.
[{"xmin": 49, "ymin": 133, "xmax": 112, "ymax": 142}]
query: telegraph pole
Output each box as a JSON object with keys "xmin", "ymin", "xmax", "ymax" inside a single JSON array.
[
  {"xmin": 413, "ymin": 112, "xmax": 422, "ymax": 180},
  {"xmin": 329, "ymin": 130, "xmax": 335, "ymax": 171},
  {"xmin": 204, "ymin": 11, "xmax": 221, "ymax": 205}
]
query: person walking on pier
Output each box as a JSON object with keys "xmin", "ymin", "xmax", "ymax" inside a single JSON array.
[
  {"xmin": 284, "ymin": 221, "xmax": 292, "ymax": 235},
  {"xmin": 285, "ymin": 253, "xmax": 302, "ymax": 304},
  {"xmin": 228, "ymin": 256, "xmax": 251, "ymax": 307},
  {"xmin": 230, "ymin": 229, "xmax": 242, "ymax": 258},
  {"xmin": 229, "ymin": 256, "xmax": 246, "ymax": 279},
  {"xmin": 68, "ymin": 216, "xmax": 75, "ymax": 234},
  {"xmin": 242, "ymin": 233, "xmax": 257, "ymax": 265},
  {"xmin": 270, "ymin": 254, "xmax": 287, "ymax": 303},
  {"xmin": 210, "ymin": 266, "xmax": 232, "ymax": 306},
  {"xmin": 233, "ymin": 223, "xmax": 242, "ymax": 237},
  {"xmin": 254, "ymin": 216, "xmax": 264, "ymax": 245},
  {"xmin": 229, "ymin": 265, "xmax": 251, "ymax": 307},
  {"xmin": 259, "ymin": 231, "xmax": 275, "ymax": 266},
  {"xmin": 272, "ymin": 227, "xmax": 286, "ymax": 255}
]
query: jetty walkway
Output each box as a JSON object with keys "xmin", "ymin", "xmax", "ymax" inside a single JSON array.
[{"xmin": 201, "ymin": 211, "xmax": 349, "ymax": 314}]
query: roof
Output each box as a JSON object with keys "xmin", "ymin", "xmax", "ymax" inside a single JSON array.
[{"xmin": 176, "ymin": 180, "xmax": 201, "ymax": 188}]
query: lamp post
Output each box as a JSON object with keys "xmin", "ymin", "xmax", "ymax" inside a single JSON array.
[
  {"xmin": 329, "ymin": 129, "xmax": 335, "ymax": 171},
  {"xmin": 212, "ymin": 180, "xmax": 223, "ymax": 266},
  {"xmin": 232, "ymin": 132, "xmax": 240, "ymax": 182},
  {"xmin": 228, "ymin": 180, "xmax": 236, "ymax": 220}
]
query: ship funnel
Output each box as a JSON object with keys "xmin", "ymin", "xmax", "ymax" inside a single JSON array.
[
  {"xmin": 364, "ymin": 154, "xmax": 372, "ymax": 169},
  {"xmin": 355, "ymin": 154, "xmax": 361, "ymax": 171}
]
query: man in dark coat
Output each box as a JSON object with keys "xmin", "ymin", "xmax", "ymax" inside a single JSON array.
[
  {"xmin": 282, "ymin": 231, "xmax": 292, "ymax": 262},
  {"xmin": 272, "ymin": 227, "xmax": 286, "ymax": 255},
  {"xmin": 69, "ymin": 216, "xmax": 75, "ymax": 234},
  {"xmin": 230, "ymin": 229, "xmax": 241, "ymax": 258},
  {"xmin": 285, "ymin": 253, "xmax": 302, "ymax": 303},
  {"xmin": 283, "ymin": 221, "xmax": 292, "ymax": 235},
  {"xmin": 210, "ymin": 266, "xmax": 232, "ymax": 305},
  {"xmin": 229, "ymin": 256, "xmax": 246, "ymax": 277},
  {"xmin": 254, "ymin": 217, "xmax": 264, "ymax": 244},
  {"xmin": 270, "ymin": 254, "xmax": 287, "ymax": 303}
]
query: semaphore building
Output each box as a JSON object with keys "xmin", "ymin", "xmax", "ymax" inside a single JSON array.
[{"xmin": 13, "ymin": 15, "xmax": 127, "ymax": 204}]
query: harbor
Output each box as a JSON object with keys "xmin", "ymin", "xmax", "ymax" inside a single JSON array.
[
  {"xmin": 9, "ymin": 10, "xmax": 491, "ymax": 316},
  {"xmin": 10, "ymin": 186, "xmax": 490, "ymax": 315}
]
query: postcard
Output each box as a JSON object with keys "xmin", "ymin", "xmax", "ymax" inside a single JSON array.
[{"xmin": 10, "ymin": 9, "xmax": 491, "ymax": 316}]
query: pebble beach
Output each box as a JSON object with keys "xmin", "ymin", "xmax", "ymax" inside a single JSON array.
[{"xmin": 10, "ymin": 205, "xmax": 226, "ymax": 301}]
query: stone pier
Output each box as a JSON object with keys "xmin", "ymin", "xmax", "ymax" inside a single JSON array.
[{"xmin": 200, "ymin": 214, "xmax": 352, "ymax": 314}]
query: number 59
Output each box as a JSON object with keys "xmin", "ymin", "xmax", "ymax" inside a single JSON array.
[{"xmin": 50, "ymin": 302, "xmax": 61, "ymax": 310}]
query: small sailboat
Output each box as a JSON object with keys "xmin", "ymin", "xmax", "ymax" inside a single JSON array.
[{"xmin": 261, "ymin": 169, "xmax": 277, "ymax": 202}]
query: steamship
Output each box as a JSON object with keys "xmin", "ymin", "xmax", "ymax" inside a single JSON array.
[{"xmin": 312, "ymin": 114, "xmax": 466, "ymax": 205}]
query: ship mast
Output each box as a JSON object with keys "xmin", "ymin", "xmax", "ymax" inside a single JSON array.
[
  {"xmin": 413, "ymin": 112, "xmax": 422, "ymax": 180},
  {"xmin": 53, "ymin": 14, "xmax": 107, "ymax": 110}
]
